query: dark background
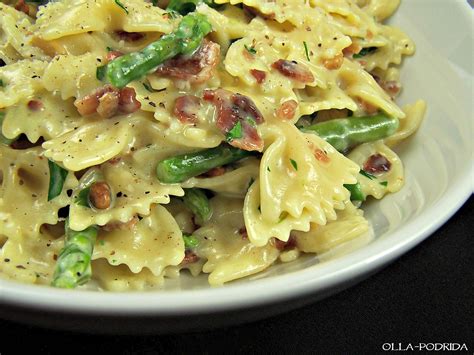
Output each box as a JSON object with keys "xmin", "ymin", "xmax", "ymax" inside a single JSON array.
[{"xmin": 1, "ymin": 196, "xmax": 472, "ymax": 354}]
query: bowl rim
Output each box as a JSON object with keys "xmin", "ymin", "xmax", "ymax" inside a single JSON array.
[{"xmin": 0, "ymin": 0, "xmax": 472, "ymax": 317}]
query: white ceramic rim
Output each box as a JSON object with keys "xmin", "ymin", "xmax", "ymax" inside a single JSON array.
[{"xmin": 0, "ymin": 1, "xmax": 472, "ymax": 317}]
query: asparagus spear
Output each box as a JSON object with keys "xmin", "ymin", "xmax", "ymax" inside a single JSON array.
[
  {"xmin": 51, "ymin": 220, "xmax": 98, "ymax": 288},
  {"xmin": 156, "ymin": 114, "xmax": 397, "ymax": 183},
  {"xmin": 156, "ymin": 145, "xmax": 251, "ymax": 183},
  {"xmin": 47, "ymin": 160, "xmax": 69, "ymax": 201},
  {"xmin": 167, "ymin": 0, "xmax": 214, "ymax": 15},
  {"xmin": 105, "ymin": 13, "xmax": 212, "ymax": 88},
  {"xmin": 302, "ymin": 114, "xmax": 399, "ymax": 152},
  {"xmin": 182, "ymin": 188, "xmax": 212, "ymax": 224},
  {"xmin": 182, "ymin": 233, "xmax": 199, "ymax": 249}
]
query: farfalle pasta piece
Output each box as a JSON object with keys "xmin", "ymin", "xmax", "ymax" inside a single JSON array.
[
  {"xmin": 34, "ymin": 0, "xmax": 172, "ymax": 41},
  {"xmin": 347, "ymin": 140, "xmax": 404, "ymax": 199},
  {"xmin": 0, "ymin": 60, "xmax": 47, "ymax": 108},
  {"xmin": 243, "ymin": 123, "xmax": 360, "ymax": 246},
  {"xmin": 91, "ymin": 259, "xmax": 165, "ymax": 291},
  {"xmin": 192, "ymin": 196, "xmax": 280, "ymax": 286},
  {"xmin": 93, "ymin": 204, "xmax": 184, "ymax": 276},
  {"xmin": 2, "ymin": 91, "xmax": 93, "ymax": 143},
  {"xmin": 293, "ymin": 202, "xmax": 369, "ymax": 254},
  {"xmin": 42, "ymin": 117, "xmax": 131, "ymax": 171},
  {"xmin": 0, "ymin": 146, "xmax": 76, "ymax": 240}
]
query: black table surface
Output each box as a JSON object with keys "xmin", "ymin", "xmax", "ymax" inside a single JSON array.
[{"xmin": 1, "ymin": 197, "xmax": 472, "ymax": 354}]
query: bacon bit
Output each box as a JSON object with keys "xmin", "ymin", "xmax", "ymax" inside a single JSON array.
[
  {"xmin": 89, "ymin": 181, "xmax": 112, "ymax": 210},
  {"xmin": 75, "ymin": 85, "xmax": 140, "ymax": 118},
  {"xmin": 272, "ymin": 235, "xmax": 297, "ymax": 251},
  {"xmin": 276, "ymin": 100, "xmax": 298, "ymax": 120},
  {"xmin": 107, "ymin": 156, "xmax": 122, "ymax": 165},
  {"xmin": 105, "ymin": 50, "xmax": 123, "ymax": 63},
  {"xmin": 242, "ymin": 48, "xmax": 255, "ymax": 61},
  {"xmin": 366, "ymin": 30, "xmax": 374, "ymax": 40},
  {"xmin": 199, "ymin": 166, "xmax": 226, "ymax": 178},
  {"xmin": 323, "ymin": 53, "xmax": 344, "ymax": 70},
  {"xmin": 238, "ymin": 227, "xmax": 248, "ymax": 240},
  {"xmin": 382, "ymin": 81, "xmax": 400, "ymax": 98},
  {"xmin": 313, "ymin": 148, "xmax": 330, "ymax": 163},
  {"xmin": 96, "ymin": 91, "xmax": 119, "ymax": 118},
  {"xmin": 118, "ymin": 87, "xmax": 141, "ymax": 114},
  {"xmin": 357, "ymin": 98, "xmax": 378, "ymax": 115},
  {"xmin": 102, "ymin": 215, "xmax": 139, "ymax": 232},
  {"xmin": 343, "ymin": 43, "xmax": 362, "ymax": 57},
  {"xmin": 203, "ymin": 89, "xmax": 264, "ymax": 151},
  {"xmin": 271, "ymin": 59, "xmax": 314, "ymax": 83},
  {"xmin": 174, "ymin": 95, "xmax": 201, "ymax": 124},
  {"xmin": 10, "ymin": 135, "xmax": 44, "ymax": 150},
  {"xmin": 250, "ymin": 69, "xmax": 266, "ymax": 84},
  {"xmin": 14, "ymin": 0, "xmax": 29, "ymax": 15},
  {"xmin": 156, "ymin": 40, "xmax": 220, "ymax": 84},
  {"xmin": 364, "ymin": 154, "xmax": 391, "ymax": 173},
  {"xmin": 27, "ymin": 99, "xmax": 43, "ymax": 111},
  {"xmin": 114, "ymin": 31, "xmax": 145, "ymax": 42},
  {"xmin": 181, "ymin": 250, "xmax": 200, "ymax": 265}
]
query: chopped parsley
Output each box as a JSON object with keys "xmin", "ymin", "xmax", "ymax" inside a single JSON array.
[
  {"xmin": 143, "ymin": 82, "xmax": 153, "ymax": 92},
  {"xmin": 290, "ymin": 158, "xmax": 298, "ymax": 171},
  {"xmin": 353, "ymin": 46, "xmax": 377, "ymax": 59},
  {"xmin": 303, "ymin": 41, "xmax": 310, "ymax": 61},
  {"xmin": 267, "ymin": 166, "xmax": 271, "ymax": 172},
  {"xmin": 244, "ymin": 44, "xmax": 257, "ymax": 55},
  {"xmin": 114, "ymin": 0, "xmax": 129, "ymax": 14},
  {"xmin": 246, "ymin": 116, "xmax": 256, "ymax": 127},
  {"xmin": 0, "ymin": 79, "xmax": 3, "ymax": 87},
  {"xmin": 380, "ymin": 181, "xmax": 388, "ymax": 187},
  {"xmin": 226, "ymin": 121, "xmax": 243, "ymax": 142},
  {"xmin": 359, "ymin": 169, "xmax": 377, "ymax": 180},
  {"xmin": 106, "ymin": 46, "xmax": 114, "ymax": 52}
]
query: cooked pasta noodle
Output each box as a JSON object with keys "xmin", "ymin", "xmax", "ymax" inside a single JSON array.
[{"xmin": 0, "ymin": 0, "xmax": 424, "ymax": 290}]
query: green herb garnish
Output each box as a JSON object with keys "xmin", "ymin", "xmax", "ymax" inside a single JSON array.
[
  {"xmin": 380, "ymin": 181, "xmax": 388, "ymax": 187},
  {"xmin": 290, "ymin": 159, "xmax": 298, "ymax": 171},
  {"xmin": 115, "ymin": 0, "xmax": 129, "ymax": 14},
  {"xmin": 353, "ymin": 46, "xmax": 377, "ymax": 59},
  {"xmin": 359, "ymin": 170, "xmax": 377, "ymax": 180},
  {"xmin": 244, "ymin": 44, "xmax": 257, "ymax": 55},
  {"xmin": 226, "ymin": 121, "xmax": 243, "ymax": 142},
  {"xmin": 303, "ymin": 41, "xmax": 310, "ymax": 61}
]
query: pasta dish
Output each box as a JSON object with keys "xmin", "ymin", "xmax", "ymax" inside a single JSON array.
[{"xmin": 0, "ymin": 0, "xmax": 426, "ymax": 290}]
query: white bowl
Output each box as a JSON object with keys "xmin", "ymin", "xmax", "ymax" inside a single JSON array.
[{"xmin": 0, "ymin": 0, "xmax": 472, "ymax": 333}]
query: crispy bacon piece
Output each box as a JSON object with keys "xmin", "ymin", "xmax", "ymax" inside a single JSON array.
[
  {"xmin": 364, "ymin": 154, "xmax": 391, "ymax": 173},
  {"xmin": 323, "ymin": 53, "xmax": 344, "ymax": 70},
  {"xmin": 272, "ymin": 235, "xmax": 297, "ymax": 251},
  {"xmin": 371, "ymin": 74, "xmax": 401, "ymax": 99},
  {"xmin": 343, "ymin": 43, "xmax": 362, "ymax": 57},
  {"xmin": 357, "ymin": 98, "xmax": 378, "ymax": 115},
  {"xmin": 276, "ymin": 100, "xmax": 298, "ymax": 120},
  {"xmin": 174, "ymin": 95, "xmax": 201, "ymax": 124},
  {"xmin": 118, "ymin": 87, "xmax": 141, "ymax": 114},
  {"xmin": 114, "ymin": 31, "xmax": 145, "ymax": 42},
  {"xmin": 272, "ymin": 59, "xmax": 314, "ymax": 83},
  {"xmin": 14, "ymin": 0, "xmax": 29, "ymax": 15},
  {"xmin": 156, "ymin": 40, "xmax": 220, "ymax": 84},
  {"xmin": 238, "ymin": 227, "xmax": 248, "ymax": 240},
  {"xmin": 199, "ymin": 166, "xmax": 226, "ymax": 178},
  {"xmin": 250, "ymin": 69, "xmax": 266, "ymax": 84},
  {"xmin": 181, "ymin": 250, "xmax": 200, "ymax": 265},
  {"xmin": 27, "ymin": 99, "xmax": 43, "ymax": 111},
  {"xmin": 74, "ymin": 85, "xmax": 141, "ymax": 118},
  {"xmin": 203, "ymin": 89, "xmax": 264, "ymax": 152},
  {"xmin": 102, "ymin": 216, "xmax": 139, "ymax": 232},
  {"xmin": 105, "ymin": 50, "xmax": 124, "ymax": 63},
  {"xmin": 313, "ymin": 148, "xmax": 330, "ymax": 163}
]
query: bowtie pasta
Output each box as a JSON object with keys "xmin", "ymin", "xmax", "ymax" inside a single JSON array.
[{"xmin": 0, "ymin": 0, "xmax": 425, "ymax": 290}]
